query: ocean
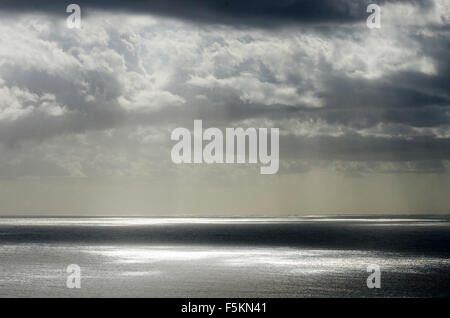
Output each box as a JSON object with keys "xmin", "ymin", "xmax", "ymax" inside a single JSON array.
[{"xmin": 0, "ymin": 216, "xmax": 449, "ymax": 297}]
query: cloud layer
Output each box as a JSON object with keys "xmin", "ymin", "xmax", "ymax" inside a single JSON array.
[
  {"xmin": 0, "ymin": 1, "xmax": 449, "ymax": 214},
  {"xmin": 0, "ymin": 0, "xmax": 436, "ymax": 26}
]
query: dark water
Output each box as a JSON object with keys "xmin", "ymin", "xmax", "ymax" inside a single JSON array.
[{"xmin": 0, "ymin": 216, "xmax": 449, "ymax": 297}]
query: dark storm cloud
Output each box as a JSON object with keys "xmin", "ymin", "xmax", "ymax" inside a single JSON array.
[
  {"xmin": 0, "ymin": 0, "xmax": 434, "ymax": 26},
  {"xmin": 314, "ymin": 72, "xmax": 450, "ymax": 128},
  {"xmin": 323, "ymin": 74, "xmax": 448, "ymax": 110}
]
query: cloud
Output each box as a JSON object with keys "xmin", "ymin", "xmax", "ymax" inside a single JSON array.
[
  {"xmin": 0, "ymin": 0, "xmax": 449, "ymax": 180},
  {"xmin": 0, "ymin": 0, "xmax": 436, "ymax": 26}
]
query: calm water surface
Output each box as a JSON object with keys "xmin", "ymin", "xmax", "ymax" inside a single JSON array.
[{"xmin": 0, "ymin": 216, "xmax": 449, "ymax": 297}]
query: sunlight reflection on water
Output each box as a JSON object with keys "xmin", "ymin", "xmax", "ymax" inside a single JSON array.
[
  {"xmin": 0, "ymin": 216, "xmax": 448, "ymax": 227},
  {"xmin": 86, "ymin": 245, "xmax": 450, "ymax": 275}
]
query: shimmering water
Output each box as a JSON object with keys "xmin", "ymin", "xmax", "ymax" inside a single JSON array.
[{"xmin": 0, "ymin": 216, "xmax": 449, "ymax": 297}]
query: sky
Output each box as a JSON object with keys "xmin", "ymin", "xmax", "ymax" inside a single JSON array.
[{"xmin": 0, "ymin": 0, "xmax": 449, "ymax": 215}]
